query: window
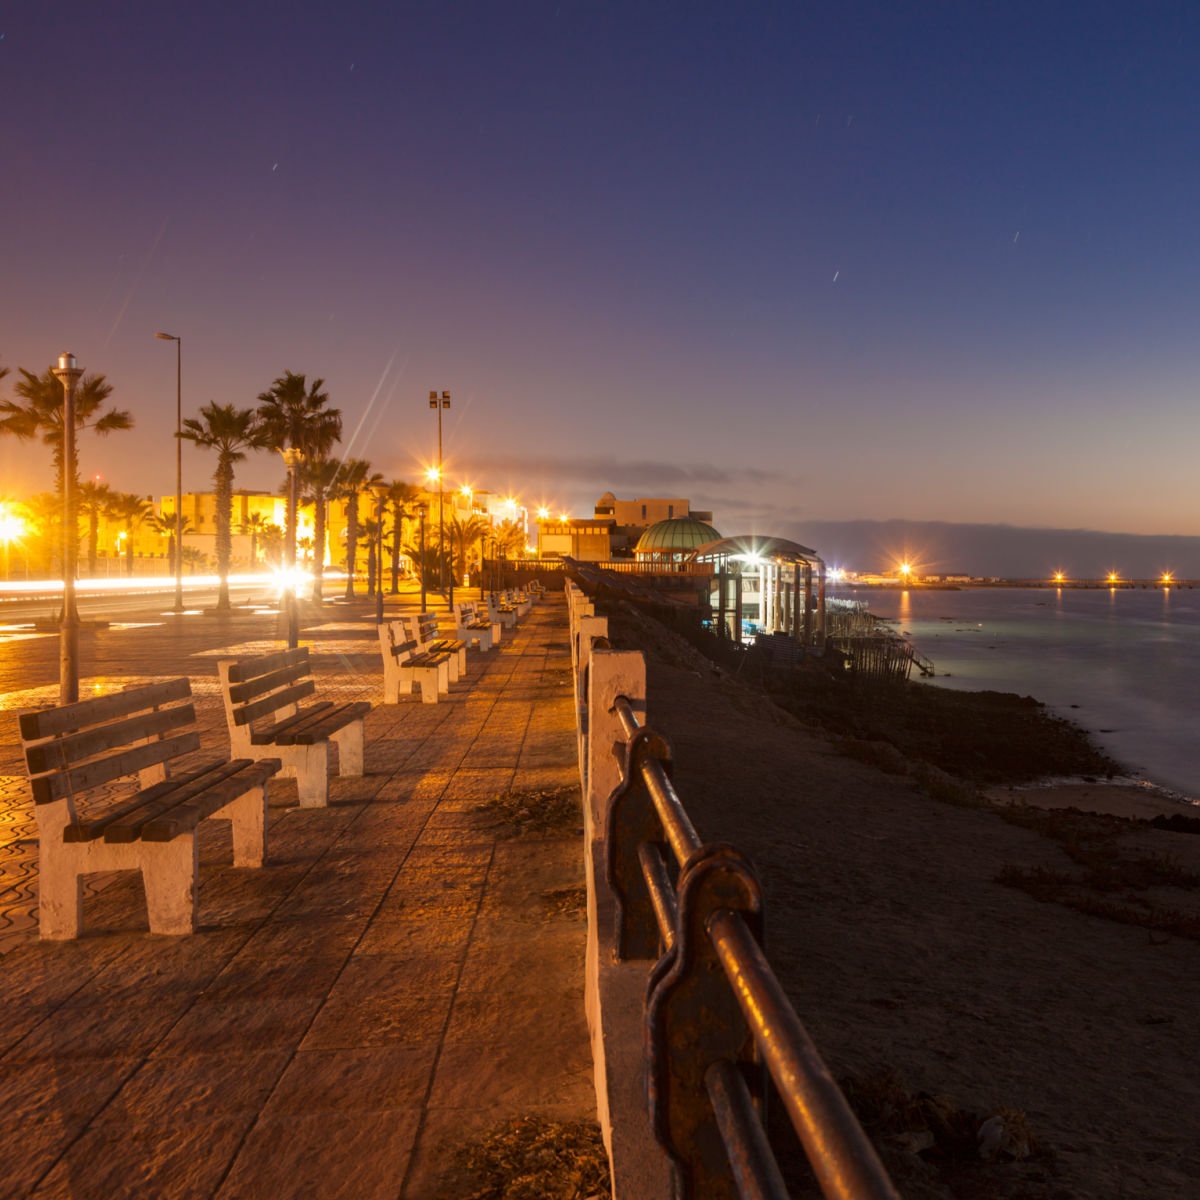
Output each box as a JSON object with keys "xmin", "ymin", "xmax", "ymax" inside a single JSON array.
[
  {"xmin": 668, "ymin": 504, "xmax": 674, "ymax": 519},
  {"xmin": 641, "ymin": 504, "xmax": 647, "ymax": 519}
]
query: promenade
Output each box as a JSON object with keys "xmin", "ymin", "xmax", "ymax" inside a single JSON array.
[{"xmin": 0, "ymin": 594, "xmax": 595, "ymax": 1197}]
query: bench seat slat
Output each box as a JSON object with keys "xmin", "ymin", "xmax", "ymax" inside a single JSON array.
[
  {"xmin": 250, "ymin": 701, "xmax": 334, "ymax": 744},
  {"xmin": 24, "ymin": 703, "xmax": 196, "ymax": 775},
  {"xmin": 32, "ymin": 731, "xmax": 203, "ymax": 805},
  {"xmin": 233, "ymin": 679, "xmax": 317, "ymax": 726},
  {"xmin": 140, "ymin": 759, "xmax": 283, "ymax": 841},
  {"xmin": 270, "ymin": 702, "xmax": 371, "ymax": 745},
  {"xmin": 19, "ymin": 678, "xmax": 192, "ymax": 742},
  {"xmin": 100, "ymin": 758, "xmax": 282, "ymax": 843},
  {"xmin": 61, "ymin": 758, "xmax": 232, "ymax": 841}
]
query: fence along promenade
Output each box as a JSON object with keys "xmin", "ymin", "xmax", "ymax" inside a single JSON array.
[{"xmin": 567, "ymin": 578, "xmax": 899, "ymax": 1199}]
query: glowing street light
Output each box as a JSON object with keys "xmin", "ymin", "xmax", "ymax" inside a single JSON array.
[
  {"xmin": 898, "ymin": 561, "xmax": 913, "ymax": 581},
  {"xmin": 536, "ymin": 506, "xmax": 550, "ymax": 521},
  {"xmin": 0, "ymin": 503, "xmax": 26, "ymax": 582},
  {"xmin": 558, "ymin": 511, "xmax": 569, "ymax": 522},
  {"xmin": 1161, "ymin": 572, "xmax": 1174, "ymax": 585}
]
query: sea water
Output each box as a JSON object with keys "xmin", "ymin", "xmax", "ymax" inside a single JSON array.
[{"xmin": 832, "ymin": 586, "xmax": 1200, "ymax": 799}]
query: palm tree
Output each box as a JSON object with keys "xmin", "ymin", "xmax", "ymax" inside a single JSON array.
[
  {"xmin": 254, "ymin": 372, "xmax": 342, "ymax": 580},
  {"xmin": 444, "ymin": 515, "xmax": 492, "ymax": 584},
  {"xmin": 298, "ymin": 457, "xmax": 343, "ymax": 604},
  {"xmin": 0, "ymin": 367, "xmax": 132, "ymax": 574},
  {"xmin": 23, "ymin": 492, "xmax": 60, "ymax": 576},
  {"xmin": 494, "ymin": 518, "xmax": 527, "ymax": 558},
  {"xmin": 147, "ymin": 511, "xmax": 194, "ymax": 571},
  {"xmin": 383, "ymin": 480, "xmax": 421, "ymax": 593},
  {"xmin": 109, "ymin": 493, "xmax": 154, "ymax": 576},
  {"xmin": 334, "ymin": 459, "xmax": 382, "ymax": 599},
  {"xmin": 241, "ymin": 511, "xmax": 270, "ymax": 567},
  {"xmin": 180, "ymin": 402, "xmax": 270, "ymax": 611},
  {"xmin": 77, "ymin": 480, "xmax": 114, "ymax": 576},
  {"xmin": 0, "ymin": 367, "xmax": 133, "ymax": 497}
]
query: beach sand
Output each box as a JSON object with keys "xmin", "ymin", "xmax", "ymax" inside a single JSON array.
[
  {"xmin": 610, "ymin": 605, "xmax": 1200, "ymax": 1198},
  {"xmin": 986, "ymin": 780, "xmax": 1199, "ymax": 821}
]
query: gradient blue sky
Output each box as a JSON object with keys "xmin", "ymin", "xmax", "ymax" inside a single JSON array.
[{"xmin": 3, "ymin": 1, "xmax": 1198, "ymax": 552}]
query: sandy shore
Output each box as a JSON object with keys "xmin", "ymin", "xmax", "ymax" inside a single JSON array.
[{"xmin": 609, "ymin": 602, "xmax": 1200, "ymax": 1198}]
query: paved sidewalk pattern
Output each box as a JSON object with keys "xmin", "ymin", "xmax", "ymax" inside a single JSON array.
[{"xmin": 0, "ymin": 597, "xmax": 594, "ymax": 1197}]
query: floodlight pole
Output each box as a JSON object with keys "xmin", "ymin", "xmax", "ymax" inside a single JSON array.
[
  {"xmin": 51, "ymin": 352, "xmax": 83, "ymax": 704},
  {"xmin": 154, "ymin": 332, "xmax": 184, "ymax": 611},
  {"xmin": 373, "ymin": 485, "xmax": 386, "ymax": 624}
]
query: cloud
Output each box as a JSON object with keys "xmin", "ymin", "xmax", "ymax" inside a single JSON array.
[{"xmin": 468, "ymin": 453, "xmax": 783, "ymax": 489}]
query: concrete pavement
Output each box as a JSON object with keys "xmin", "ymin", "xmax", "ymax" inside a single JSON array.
[{"xmin": 0, "ymin": 593, "xmax": 596, "ymax": 1197}]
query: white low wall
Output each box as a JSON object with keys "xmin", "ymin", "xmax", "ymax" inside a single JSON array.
[{"xmin": 566, "ymin": 582, "xmax": 675, "ymax": 1198}]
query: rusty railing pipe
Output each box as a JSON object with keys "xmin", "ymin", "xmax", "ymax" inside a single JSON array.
[{"xmin": 709, "ymin": 910, "xmax": 901, "ymax": 1200}]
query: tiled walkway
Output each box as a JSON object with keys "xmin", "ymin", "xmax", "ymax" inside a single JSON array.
[{"xmin": 0, "ymin": 597, "xmax": 594, "ymax": 1197}]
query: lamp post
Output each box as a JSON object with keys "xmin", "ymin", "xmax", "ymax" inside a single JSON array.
[
  {"xmin": 372, "ymin": 483, "xmax": 387, "ymax": 624},
  {"xmin": 50, "ymin": 352, "xmax": 83, "ymax": 703},
  {"xmin": 279, "ymin": 446, "xmax": 304, "ymax": 648},
  {"xmin": 154, "ymin": 332, "xmax": 183, "ymax": 612},
  {"xmin": 418, "ymin": 503, "xmax": 428, "ymax": 612},
  {"xmin": 428, "ymin": 390, "xmax": 450, "ymax": 591}
]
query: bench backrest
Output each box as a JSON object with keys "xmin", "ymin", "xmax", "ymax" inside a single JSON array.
[
  {"xmin": 19, "ymin": 678, "xmax": 199, "ymax": 807},
  {"xmin": 454, "ymin": 601, "xmax": 477, "ymax": 621},
  {"xmin": 378, "ymin": 620, "xmax": 418, "ymax": 663},
  {"xmin": 219, "ymin": 647, "xmax": 315, "ymax": 732},
  {"xmin": 407, "ymin": 613, "xmax": 441, "ymax": 647}
]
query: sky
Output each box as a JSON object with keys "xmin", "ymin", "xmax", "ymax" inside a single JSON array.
[{"xmin": 3, "ymin": 1, "xmax": 1199, "ymax": 572}]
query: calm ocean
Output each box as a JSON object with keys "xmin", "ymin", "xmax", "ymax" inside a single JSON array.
[{"xmin": 832, "ymin": 586, "xmax": 1200, "ymax": 799}]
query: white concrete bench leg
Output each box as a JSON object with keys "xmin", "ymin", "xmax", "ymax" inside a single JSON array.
[
  {"xmin": 141, "ymin": 835, "xmax": 199, "ymax": 935},
  {"xmin": 332, "ymin": 719, "xmax": 364, "ymax": 776},
  {"xmin": 291, "ymin": 742, "xmax": 330, "ymax": 808},
  {"xmin": 444, "ymin": 654, "xmax": 461, "ymax": 684},
  {"xmin": 220, "ymin": 785, "xmax": 268, "ymax": 868}
]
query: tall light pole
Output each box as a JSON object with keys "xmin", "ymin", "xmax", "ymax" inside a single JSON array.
[
  {"xmin": 372, "ymin": 482, "xmax": 387, "ymax": 624},
  {"xmin": 154, "ymin": 331, "xmax": 183, "ymax": 612},
  {"xmin": 50, "ymin": 352, "xmax": 83, "ymax": 704},
  {"xmin": 428, "ymin": 390, "xmax": 450, "ymax": 591}
]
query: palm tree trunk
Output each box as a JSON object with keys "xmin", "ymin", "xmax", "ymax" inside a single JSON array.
[
  {"xmin": 215, "ymin": 460, "xmax": 233, "ymax": 611},
  {"xmin": 312, "ymin": 488, "xmax": 327, "ymax": 605},
  {"xmin": 367, "ymin": 538, "xmax": 377, "ymax": 596},
  {"xmin": 344, "ymin": 497, "xmax": 359, "ymax": 599},
  {"xmin": 125, "ymin": 524, "xmax": 135, "ymax": 576},
  {"xmin": 87, "ymin": 512, "xmax": 99, "ymax": 576},
  {"xmin": 390, "ymin": 505, "xmax": 402, "ymax": 593}
]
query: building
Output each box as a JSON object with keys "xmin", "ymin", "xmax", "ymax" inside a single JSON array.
[
  {"xmin": 536, "ymin": 518, "xmax": 617, "ymax": 561},
  {"xmin": 592, "ymin": 493, "xmax": 715, "ymax": 555},
  {"xmin": 633, "ymin": 516, "xmax": 722, "ymax": 564}
]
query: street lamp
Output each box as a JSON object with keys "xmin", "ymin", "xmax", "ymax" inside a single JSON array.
[
  {"xmin": 50, "ymin": 352, "xmax": 83, "ymax": 703},
  {"xmin": 371, "ymin": 482, "xmax": 387, "ymax": 624},
  {"xmin": 428, "ymin": 390, "xmax": 450, "ymax": 590},
  {"xmin": 154, "ymin": 331, "xmax": 183, "ymax": 612},
  {"xmin": 0, "ymin": 503, "xmax": 25, "ymax": 582},
  {"xmin": 279, "ymin": 446, "xmax": 304, "ymax": 648}
]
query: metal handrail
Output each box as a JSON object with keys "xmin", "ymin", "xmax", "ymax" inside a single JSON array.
[{"xmin": 606, "ymin": 693, "xmax": 900, "ymax": 1200}]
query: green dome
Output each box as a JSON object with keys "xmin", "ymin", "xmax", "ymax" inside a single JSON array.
[{"xmin": 634, "ymin": 517, "xmax": 722, "ymax": 556}]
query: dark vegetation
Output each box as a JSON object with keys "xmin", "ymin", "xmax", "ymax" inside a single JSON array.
[
  {"xmin": 441, "ymin": 1116, "xmax": 610, "ymax": 1200},
  {"xmin": 475, "ymin": 787, "xmax": 582, "ymax": 837},
  {"xmin": 767, "ymin": 667, "xmax": 1120, "ymax": 785}
]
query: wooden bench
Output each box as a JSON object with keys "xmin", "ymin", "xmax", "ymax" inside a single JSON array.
[
  {"xmin": 454, "ymin": 601, "xmax": 500, "ymax": 649},
  {"xmin": 403, "ymin": 612, "xmax": 468, "ymax": 678},
  {"xmin": 486, "ymin": 592, "xmax": 520, "ymax": 629},
  {"xmin": 19, "ymin": 678, "xmax": 280, "ymax": 939},
  {"xmin": 378, "ymin": 619, "xmax": 453, "ymax": 705},
  {"xmin": 218, "ymin": 648, "xmax": 370, "ymax": 808}
]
